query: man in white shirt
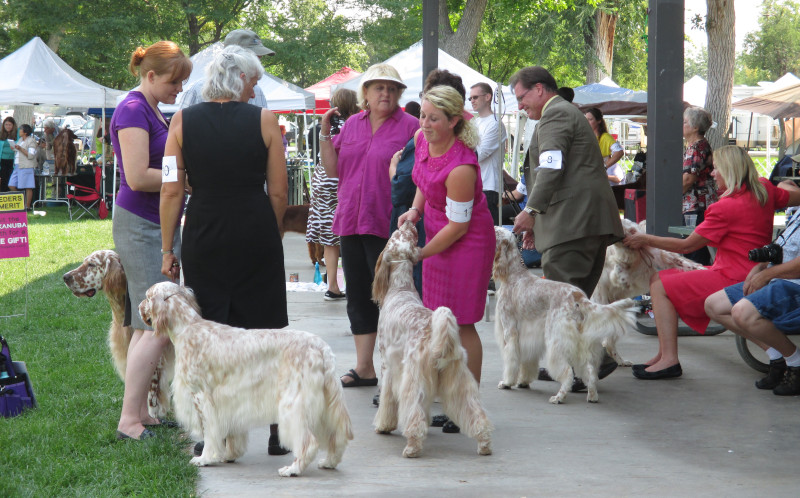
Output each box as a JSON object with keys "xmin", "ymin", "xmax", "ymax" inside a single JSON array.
[
  {"xmin": 470, "ymin": 82, "xmax": 507, "ymax": 225},
  {"xmin": 179, "ymin": 29, "xmax": 275, "ymax": 110}
]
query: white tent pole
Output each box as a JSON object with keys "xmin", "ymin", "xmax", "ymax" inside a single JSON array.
[{"xmin": 767, "ymin": 116, "xmax": 772, "ymax": 167}]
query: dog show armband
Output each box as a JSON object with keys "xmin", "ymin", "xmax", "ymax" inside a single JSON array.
[
  {"xmin": 538, "ymin": 150, "xmax": 562, "ymax": 170},
  {"xmin": 446, "ymin": 197, "xmax": 474, "ymax": 223},
  {"xmin": 162, "ymin": 156, "xmax": 179, "ymax": 183}
]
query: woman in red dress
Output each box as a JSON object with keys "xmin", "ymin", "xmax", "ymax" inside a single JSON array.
[{"xmin": 624, "ymin": 146, "xmax": 800, "ymax": 379}]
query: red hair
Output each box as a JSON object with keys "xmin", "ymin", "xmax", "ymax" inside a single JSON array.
[{"xmin": 129, "ymin": 41, "xmax": 192, "ymax": 83}]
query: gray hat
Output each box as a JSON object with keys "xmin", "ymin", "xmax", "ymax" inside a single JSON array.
[{"xmin": 224, "ymin": 29, "xmax": 275, "ymax": 56}]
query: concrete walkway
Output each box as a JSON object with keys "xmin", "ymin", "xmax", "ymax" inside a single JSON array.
[{"xmin": 197, "ymin": 233, "xmax": 799, "ymax": 497}]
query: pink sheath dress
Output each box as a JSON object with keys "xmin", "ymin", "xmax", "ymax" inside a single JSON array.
[{"xmin": 412, "ymin": 135, "xmax": 495, "ymax": 324}]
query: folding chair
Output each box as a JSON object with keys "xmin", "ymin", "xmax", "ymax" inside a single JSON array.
[{"xmin": 67, "ymin": 164, "xmax": 103, "ymax": 220}]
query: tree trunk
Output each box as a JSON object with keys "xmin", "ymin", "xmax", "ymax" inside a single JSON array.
[
  {"xmin": 704, "ymin": 0, "xmax": 735, "ymax": 150},
  {"xmin": 12, "ymin": 106, "xmax": 34, "ymax": 128},
  {"xmin": 438, "ymin": 0, "xmax": 488, "ymax": 63},
  {"xmin": 594, "ymin": 10, "xmax": 617, "ymax": 82}
]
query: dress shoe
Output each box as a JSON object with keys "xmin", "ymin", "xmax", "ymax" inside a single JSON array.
[
  {"xmin": 773, "ymin": 366, "xmax": 800, "ymax": 396},
  {"xmin": 632, "ymin": 364, "xmax": 649, "ymax": 371},
  {"xmin": 537, "ymin": 368, "xmax": 554, "ymax": 382},
  {"xmin": 373, "ymin": 393, "xmax": 380, "ymax": 407},
  {"xmin": 268, "ymin": 434, "xmax": 290, "ymax": 455},
  {"xmin": 431, "ymin": 414, "xmax": 449, "ymax": 427},
  {"xmin": 598, "ymin": 358, "xmax": 618, "ymax": 379},
  {"xmin": 570, "ymin": 377, "xmax": 587, "ymax": 392},
  {"xmin": 442, "ymin": 420, "xmax": 460, "ymax": 433},
  {"xmin": 194, "ymin": 441, "xmax": 204, "ymax": 456},
  {"xmin": 756, "ymin": 358, "xmax": 787, "ymax": 390},
  {"xmin": 632, "ymin": 363, "xmax": 682, "ymax": 380}
]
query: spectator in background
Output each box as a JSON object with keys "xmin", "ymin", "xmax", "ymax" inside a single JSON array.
[
  {"xmin": 306, "ymin": 88, "xmax": 359, "ymax": 301},
  {"xmin": 470, "ymin": 82, "xmax": 507, "ymax": 225},
  {"xmin": 279, "ymin": 125, "xmax": 289, "ymax": 157},
  {"xmin": 557, "ymin": 86, "xmax": 575, "ymax": 103},
  {"xmin": 8, "ymin": 124, "xmax": 37, "ymax": 210},
  {"xmin": 179, "ymin": 29, "xmax": 275, "ymax": 110},
  {"xmin": 624, "ymin": 146, "xmax": 798, "ymax": 379},
  {"xmin": 584, "ymin": 107, "xmax": 625, "ymax": 185},
  {"xmin": 0, "ymin": 116, "xmax": 17, "ymax": 191},
  {"xmin": 40, "ymin": 118, "xmax": 57, "ymax": 173},
  {"xmin": 319, "ymin": 63, "xmax": 419, "ymax": 389},
  {"xmin": 682, "ymin": 106, "xmax": 717, "ymax": 265}
]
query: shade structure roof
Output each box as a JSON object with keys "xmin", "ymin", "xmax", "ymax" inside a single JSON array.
[
  {"xmin": 0, "ymin": 37, "xmax": 124, "ymax": 107},
  {"xmin": 573, "ymin": 81, "xmax": 648, "ymax": 116},
  {"xmin": 305, "ymin": 67, "xmax": 362, "ymax": 112},
  {"xmin": 732, "ymin": 82, "xmax": 800, "ymax": 120}
]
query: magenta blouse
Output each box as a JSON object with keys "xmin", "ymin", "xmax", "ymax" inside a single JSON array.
[{"xmin": 332, "ymin": 107, "xmax": 419, "ymax": 238}]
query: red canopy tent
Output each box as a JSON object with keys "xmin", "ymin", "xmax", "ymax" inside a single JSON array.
[{"xmin": 304, "ymin": 67, "xmax": 361, "ymax": 114}]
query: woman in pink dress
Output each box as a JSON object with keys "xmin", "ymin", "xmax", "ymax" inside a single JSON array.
[
  {"xmin": 624, "ymin": 146, "xmax": 800, "ymax": 379},
  {"xmin": 398, "ymin": 85, "xmax": 495, "ymax": 388}
]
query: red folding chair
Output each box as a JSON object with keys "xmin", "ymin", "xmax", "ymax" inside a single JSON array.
[{"xmin": 67, "ymin": 165, "xmax": 105, "ymax": 220}]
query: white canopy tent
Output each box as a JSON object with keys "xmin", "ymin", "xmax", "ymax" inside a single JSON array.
[
  {"xmin": 0, "ymin": 36, "xmax": 124, "ymax": 107},
  {"xmin": 333, "ymin": 41, "xmax": 517, "ymax": 108},
  {"xmin": 0, "ymin": 36, "xmax": 123, "ymax": 212}
]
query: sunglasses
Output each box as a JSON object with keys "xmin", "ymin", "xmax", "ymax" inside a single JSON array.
[{"xmin": 469, "ymin": 94, "xmax": 489, "ymax": 101}]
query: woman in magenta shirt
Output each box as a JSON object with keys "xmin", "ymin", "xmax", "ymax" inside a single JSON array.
[
  {"xmin": 319, "ymin": 64, "xmax": 419, "ymax": 387},
  {"xmin": 624, "ymin": 146, "xmax": 800, "ymax": 380}
]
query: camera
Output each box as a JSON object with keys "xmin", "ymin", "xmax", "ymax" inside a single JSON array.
[
  {"xmin": 330, "ymin": 116, "xmax": 344, "ymax": 136},
  {"xmin": 748, "ymin": 243, "xmax": 783, "ymax": 265}
]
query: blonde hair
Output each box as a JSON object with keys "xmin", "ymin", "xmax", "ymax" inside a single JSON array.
[
  {"xmin": 422, "ymin": 85, "xmax": 479, "ymax": 150},
  {"xmin": 129, "ymin": 41, "xmax": 192, "ymax": 83},
  {"xmin": 713, "ymin": 145, "xmax": 767, "ymax": 206},
  {"xmin": 357, "ymin": 63, "xmax": 405, "ymax": 110}
]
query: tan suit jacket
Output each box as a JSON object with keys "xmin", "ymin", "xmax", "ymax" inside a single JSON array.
[{"xmin": 524, "ymin": 96, "xmax": 623, "ymax": 252}]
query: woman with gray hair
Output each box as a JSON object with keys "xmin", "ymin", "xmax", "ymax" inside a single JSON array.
[
  {"xmin": 159, "ymin": 44, "xmax": 289, "ymax": 454},
  {"xmin": 682, "ymin": 105, "xmax": 717, "ymax": 265}
]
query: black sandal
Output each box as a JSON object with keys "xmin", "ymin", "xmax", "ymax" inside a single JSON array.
[{"xmin": 340, "ymin": 368, "xmax": 378, "ymax": 388}]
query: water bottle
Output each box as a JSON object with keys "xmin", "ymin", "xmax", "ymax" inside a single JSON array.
[{"xmin": 313, "ymin": 262, "xmax": 322, "ymax": 285}]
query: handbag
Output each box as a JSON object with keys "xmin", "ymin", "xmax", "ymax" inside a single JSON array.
[{"xmin": 1, "ymin": 335, "xmax": 36, "ymax": 417}]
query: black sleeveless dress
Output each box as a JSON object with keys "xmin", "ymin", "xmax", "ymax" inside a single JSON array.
[{"xmin": 181, "ymin": 101, "xmax": 288, "ymax": 329}]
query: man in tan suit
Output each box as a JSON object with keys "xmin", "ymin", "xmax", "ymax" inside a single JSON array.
[
  {"xmin": 510, "ymin": 66, "xmax": 624, "ymax": 384},
  {"xmin": 511, "ymin": 66, "xmax": 623, "ymax": 296}
]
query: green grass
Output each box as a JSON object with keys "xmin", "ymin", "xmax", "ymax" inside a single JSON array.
[{"xmin": 0, "ymin": 207, "xmax": 197, "ymax": 497}]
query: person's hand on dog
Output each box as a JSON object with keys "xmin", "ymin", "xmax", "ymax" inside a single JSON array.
[
  {"xmin": 521, "ymin": 230, "xmax": 535, "ymax": 250},
  {"xmin": 623, "ymin": 232, "xmax": 648, "ymax": 250}
]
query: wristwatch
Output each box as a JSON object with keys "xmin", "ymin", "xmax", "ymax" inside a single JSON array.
[{"xmin": 523, "ymin": 206, "xmax": 537, "ymax": 216}]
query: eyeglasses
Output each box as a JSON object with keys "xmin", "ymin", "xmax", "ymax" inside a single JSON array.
[
  {"xmin": 468, "ymin": 94, "xmax": 488, "ymax": 101},
  {"xmin": 515, "ymin": 87, "xmax": 533, "ymax": 102}
]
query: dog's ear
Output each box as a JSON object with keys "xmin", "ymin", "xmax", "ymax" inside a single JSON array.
[
  {"xmin": 103, "ymin": 254, "xmax": 126, "ymax": 295},
  {"xmin": 372, "ymin": 250, "xmax": 389, "ymax": 306}
]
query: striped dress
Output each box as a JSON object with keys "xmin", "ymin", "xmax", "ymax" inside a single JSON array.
[{"xmin": 306, "ymin": 162, "xmax": 339, "ymax": 246}]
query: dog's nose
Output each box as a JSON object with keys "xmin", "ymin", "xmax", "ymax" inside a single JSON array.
[{"xmin": 63, "ymin": 274, "xmax": 73, "ymax": 285}]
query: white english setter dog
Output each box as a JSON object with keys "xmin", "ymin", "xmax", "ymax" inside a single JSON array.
[
  {"xmin": 372, "ymin": 221, "xmax": 492, "ymax": 458},
  {"xmin": 140, "ymin": 282, "xmax": 353, "ymax": 477},
  {"xmin": 591, "ymin": 218, "xmax": 705, "ymax": 304},
  {"xmin": 493, "ymin": 227, "xmax": 639, "ymax": 404},
  {"xmin": 63, "ymin": 249, "xmax": 173, "ymax": 418}
]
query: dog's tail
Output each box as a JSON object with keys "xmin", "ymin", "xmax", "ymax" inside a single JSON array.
[
  {"xmin": 580, "ymin": 298, "xmax": 638, "ymax": 345},
  {"xmin": 322, "ymin": 345, "xmax": 354, "ymax": 443},
  {"xmin": 430, "ymin": 307, "xmax": 463, "ymax": 368}
]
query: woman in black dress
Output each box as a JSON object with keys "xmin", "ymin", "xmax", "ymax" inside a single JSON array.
[{"xmin": 160, "ymin": 44, "xmax": 288, "ymax": 452}]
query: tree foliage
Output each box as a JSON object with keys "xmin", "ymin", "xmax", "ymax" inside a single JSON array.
[{"xmin": 741, "ymin": 0, "xmax": 800, "ymax": 82}]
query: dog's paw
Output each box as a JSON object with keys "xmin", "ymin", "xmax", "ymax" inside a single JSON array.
[
  {"xmin": 278, "ymin": 464, "xmax": 301, "ymax": 477},
  {"xmin": 497, "ymin": 381, "xmax": 512, "ymax": 389},
  {"xmin": 190, "ymin": 456, "xmax": 214, "ymax": 466},
  {"xmin": 477, "ymin": 441, "xmax": 492, "ymax": 456},
  {"xmin": 517, "ymin": 382, "xmax": 530, "ymax": 389},
  {"xmin": 402, "ymin": 445, "xmax": 422, "ymax": 458},
  {"xmin": 318, "ymin": 459, "xmax": 337, "ymax": 470},
  {"xmin": 548, "ymin": 394, "xmax": 564, "ymax": 404},
  {"xmin": 619, "ymin": 360, "xmax": 633, "ymax": 367},
  {"xmin": 375, "ymin": 427, "xmax": 395, "ymax": 434},
  {"xmin": 587, "ymin": 389, "xmax": 599, "ymax": 403}
]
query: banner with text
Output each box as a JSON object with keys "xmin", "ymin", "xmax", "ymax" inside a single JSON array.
[{"xmin": 0, "ymin": 192, "xmax": 30, "ymax": 259}]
